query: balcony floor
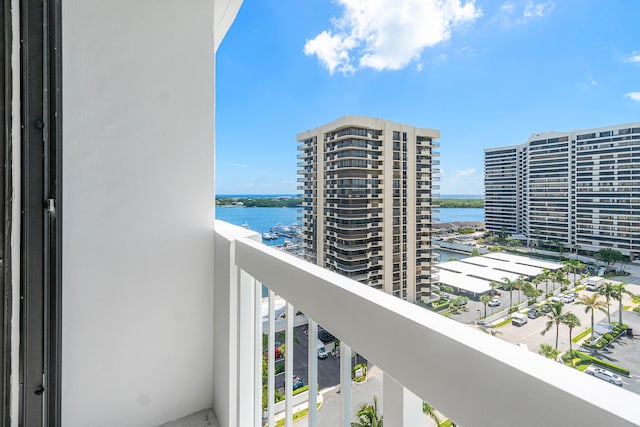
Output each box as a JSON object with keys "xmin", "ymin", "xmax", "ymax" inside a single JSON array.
[{"xmin": 159, "ymin": 409, "xmax": 219, "ymax": 427}]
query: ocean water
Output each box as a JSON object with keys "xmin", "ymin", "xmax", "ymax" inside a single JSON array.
[{"xmin": 215, "ymin": 206, "xmax": 485, "ymax": 236}]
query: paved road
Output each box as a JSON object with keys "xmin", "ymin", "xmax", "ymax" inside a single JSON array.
[{"xmin": 274, "ymin": 325, "xmax": 341, "ymax": 391}]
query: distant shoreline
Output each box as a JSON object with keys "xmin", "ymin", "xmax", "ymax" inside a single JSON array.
[{"xmin": 216, "ymin": 196, "xmax": 484, "ymax": 208}]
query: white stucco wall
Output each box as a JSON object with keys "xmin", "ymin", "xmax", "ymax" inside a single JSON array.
[{"xmin": 61, "ymin": 1, "xmax": 228, "ymax": 425}]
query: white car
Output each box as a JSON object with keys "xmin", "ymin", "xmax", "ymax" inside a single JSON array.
[
  {"xmin": 562, "ymin": 294, "xmax": 575, "ymax": 303},
  {"xmin": 585, "ymin": 365, "xmax": 623, "ymax": 386},
  {"xmin": 488, "ymin": 298, "xmax": 500, "ymax": 307}
]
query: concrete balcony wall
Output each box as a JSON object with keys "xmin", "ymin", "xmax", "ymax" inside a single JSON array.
[{"xmin": 60, "ymin": 1, "xmax": 241, "ymax": 425}]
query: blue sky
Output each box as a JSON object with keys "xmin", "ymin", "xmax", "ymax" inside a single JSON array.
[{"xmin": 216, "ymin": 0, "xmax": 640, "ymax": 196}]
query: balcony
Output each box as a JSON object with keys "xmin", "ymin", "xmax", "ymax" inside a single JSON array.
[{"xmin": 213, "ymin": 221, "xmax": 640, "ymax": 427}]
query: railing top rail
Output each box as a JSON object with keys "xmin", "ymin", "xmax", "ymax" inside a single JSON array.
[{"xmin": 218, "ymin": 221, "xmax": 640, "ymax": 427}]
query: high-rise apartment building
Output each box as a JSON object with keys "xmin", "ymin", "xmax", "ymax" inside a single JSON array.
[
  {"xmin": 485, "ymin": 123, "xmax": 640, "ymax": 260},
  {"xmin": 297, "ymin": 116, "xmax": 440, "ymax": 301}
]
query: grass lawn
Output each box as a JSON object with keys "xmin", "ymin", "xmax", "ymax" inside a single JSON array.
[
  {"xmin": 274, "ymin": 403, "xmax": 322, "ymax": 427},
  {"xmin": 494, "ymin": 318, "xmax": 513, "ymax": 328},
  {"xmin": 572, "ymin": 328, "xmax": 591, "ymax": 343}
]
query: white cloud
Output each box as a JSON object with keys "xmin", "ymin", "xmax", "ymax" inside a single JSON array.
[
  {"xmin": 495, "ymin": 1, "xmax": 554, "ymax": 27},
  {"xmin": 625, "ymin": 52, "xmax": 640, "ymax": 63},
  {"xmin": 304, "ymin": 0, "xmax": 482, "ymax": 74},
  {"xmin": 416, "ymin": 63, "xmax": 424, "ymax": 71},
  {"xmin": 578, "ymin": 77, "xmax": 598, "ymax": 90},
  {"xmin": 523, "ymin": 1, "xmax": 554, "ymax": 18},
  {"xmin": 455, "ymin": 168, "xmax": 477, "ymax": 177},
  {"xmin": 626, "ymin": 92, "xmax": 640, "ymax": 102}
]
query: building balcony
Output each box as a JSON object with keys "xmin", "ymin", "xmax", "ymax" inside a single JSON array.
[{"xmin": 212, "ymin": 221, "xmax": 639, "ymax": 427}]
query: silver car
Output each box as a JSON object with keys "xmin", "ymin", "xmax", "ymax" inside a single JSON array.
[{"xmin": 585, "ymin": 365, "xmax": 623, "ymax": 386}]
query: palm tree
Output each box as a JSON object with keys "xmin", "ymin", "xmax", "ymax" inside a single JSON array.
[
  {"xmin": 596, "ymin": 282, "xmax": 616, "ymax": 324},
  {"xmin": 577, "ymin": 294, "xmax": 608, "ymax": 339},
  {"xmin": 540, "ymin": 268, "xmax": 551, "ymax": 296},
  {"xmin": 541, "ymin": 300, "xmax": 569, "ymax": 350},
  {"xmin": 614, "ymin": 282, "xmax": 635, "ymax": 325},
  {"xmin": 552, "ymin": 269, "xmax": 565, "ymax": 292},
  {"xmin": 538, "ymin": 343, "xmax": 560, "ymax": 360},
  {"xmin": 532, "ymin": 276, "xmax": 542, "ymax": 292},
  {"xmin": 563, "ymin": 313, "xmax": 581, "ymax": 357},
  {"xmin": 501, "ymin": 277, "xmax": 517, "ymax": 311},
  {"xmin": 480, "ymin": 295, "xmax": 491, "ymax": 318},
  {"xmin": 489, "ymin": 281, "xmax": 500, "ymax": 297},
  {"xmin": 352, "ymin": 396, "xmax": 383, "ymax": 427},
  {"xmin": 563, "ymin": 259, "xmax": 584, "ymax": 285},
  {"xmin": 521, "ymin": 281, "xmax": 541, "ymax": 302},
  {"xmin": 422, "ymin": 402, "xmax": 441, "ymax": 426}
]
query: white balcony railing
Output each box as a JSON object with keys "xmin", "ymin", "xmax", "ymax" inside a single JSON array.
[{"xmin": 213, "ymin": 220, "xmax": 640, "ymax": 427}]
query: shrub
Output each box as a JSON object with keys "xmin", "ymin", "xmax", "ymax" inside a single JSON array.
[
  {"xmin": 293, "ymin": 385, "xmax": 309, "ymax": 396},
  {"xmin": 603, "ymin": 333, "xmax": 614, "ymax": 341},
  {"xmin": 528, "ymin": 299, "xmax": 536, "ymax": 306},
  {"xmin": 634, "ymin": 306, "xmax": 640, "ymax": 313},
  {"xmin": 352, "ymin": 363, "xmax": 367, "ymax": 382},
  {"xmin": 573, "ymin": 351, "xmax": 630, "ymax": 376}
]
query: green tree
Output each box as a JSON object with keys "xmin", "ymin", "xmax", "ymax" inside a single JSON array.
[
  {"xmin": 562, "ymin": 259, "xmax": 584, "ymax": 285},
  {"xmin": 563, "ymin": 313, "xmax": 581, "ymax": 357},
  {"xmin": 532, "ymin": 276, "xmax": 542, "ymax": 292},
  {"xmin": 521, "ymin": 280, "xmax": 541, "ymax": 301},
  {"xmin": 422, "ymin": 402, "xmax": 441, "ymax": 425},
  {"xmin": 352, "ymin": 396, "xmax": 383, "ymax": 427},
  {"xmin": 595, "ymin": 248, "xmax": 623, "ymax": 270},
  {"xmin": 552, "ymin": 269, "xmax": 565, "ymax": 292},
  {"xmin": 541, "ymin": 300, "xmax": 570, "ymax": 350},
  {"xmin": 613, "ymin": 282, "xmax": 635, "ymax": 325},
  {"xmin": 480, "ymin": 295, "xmax": 491, "ymax": 318},
  {"xmin": 577, "ymin": 294, "xmax": 608, "ymax": 339},
  {"xmin": 540, "ymin": 268, "xmax": 552, "ymax": 296},
  {"xmin": 596, "ymin": 282, "xmax": 616, "ymax": 324},
  {"xmin": 538, "ymin": 343, "xmax": 560, "ymax": 360},
  {"xmin": 489, "ymin": 281, "xmax": 500, "ymax": 297},
  {"xmin": 501, "ymin": 277, "xmax": 518, "ymax": 310}
]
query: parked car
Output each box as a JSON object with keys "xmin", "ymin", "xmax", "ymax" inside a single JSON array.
[
  {"xmin": 527, "ymin": 308, "xmax": 540, "ymax": 319},
  {"xmin": 292, "ymin": 375, "xmax": 305, "ymax": 390},
  {"xmin": 562, "ymin": 294, "xmax": 575, "ymax": 304},
  {"xmin": 265, "ymin": 345, "xmax": 282, "ymax": 359},
  {"xmin": 512, "ymin": 313, "xmax": 528, "ymax": 326},
  {"xmin": 488, "ymin": 298, "xmax": 500, "ymax": 307},
  {"xmin": 540, "ymin": 304, "xmax": 551, "ymax": 313},
  {"xmin": 318, "ymin": 327, "xmax": 335, "ymax": 343},
  {"xmin": 585, "ymin": 366, "xmax": 623, "ymax": 386},
  {"xmin": 316, "ymin": 339, "xmax": 328, "ymax": 359},
  {"xmin": 549, "ymin": 296, "xmax": 563, "ymax": 305}
]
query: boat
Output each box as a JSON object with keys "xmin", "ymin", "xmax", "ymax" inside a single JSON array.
[
  {"xmin": 262, "ymin": 232, "xmax": 277, "ymax": 240},
  {"xmin": 242, "ymin": 222, "xmax": 249, "ymax": 229}
]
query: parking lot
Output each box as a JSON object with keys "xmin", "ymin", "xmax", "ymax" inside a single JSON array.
[{"xmin": 273, "ymin": 325, "xmax": 342, "ymax": 392}]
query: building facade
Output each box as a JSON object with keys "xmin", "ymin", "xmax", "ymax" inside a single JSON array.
[
  {"xmin": 297, "ymin": 116, "xmax": 440, "ymax": 302},
  {"xmin": 485, "ymin": 123, "xmax": 640, "ymax": 260}
]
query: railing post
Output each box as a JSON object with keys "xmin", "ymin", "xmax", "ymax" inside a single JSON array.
[
  {"xmin": 383, "ymin": 372, "xmax": 424, "ymax": 426},
  {"xmin": 307, "ymin": 321, "xmax": 318, "ymax": 427},
  {"xmin": 340, "ymin": 342, "xmax": 351, "ymax": 426},
  {"xmin": 267, "ymin": 290, "xmax": 275, "ymax": 427},
  {"xmin": 285, "ymin": 303, "xmax": 294, "ymax": 426},
  {"xmin": 254, "ymin": 280, "xmax": 263, "ymax": 427},
  {"xmin": 237, "ymin": 267, "xmax": 257, "ymax": 427}
]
